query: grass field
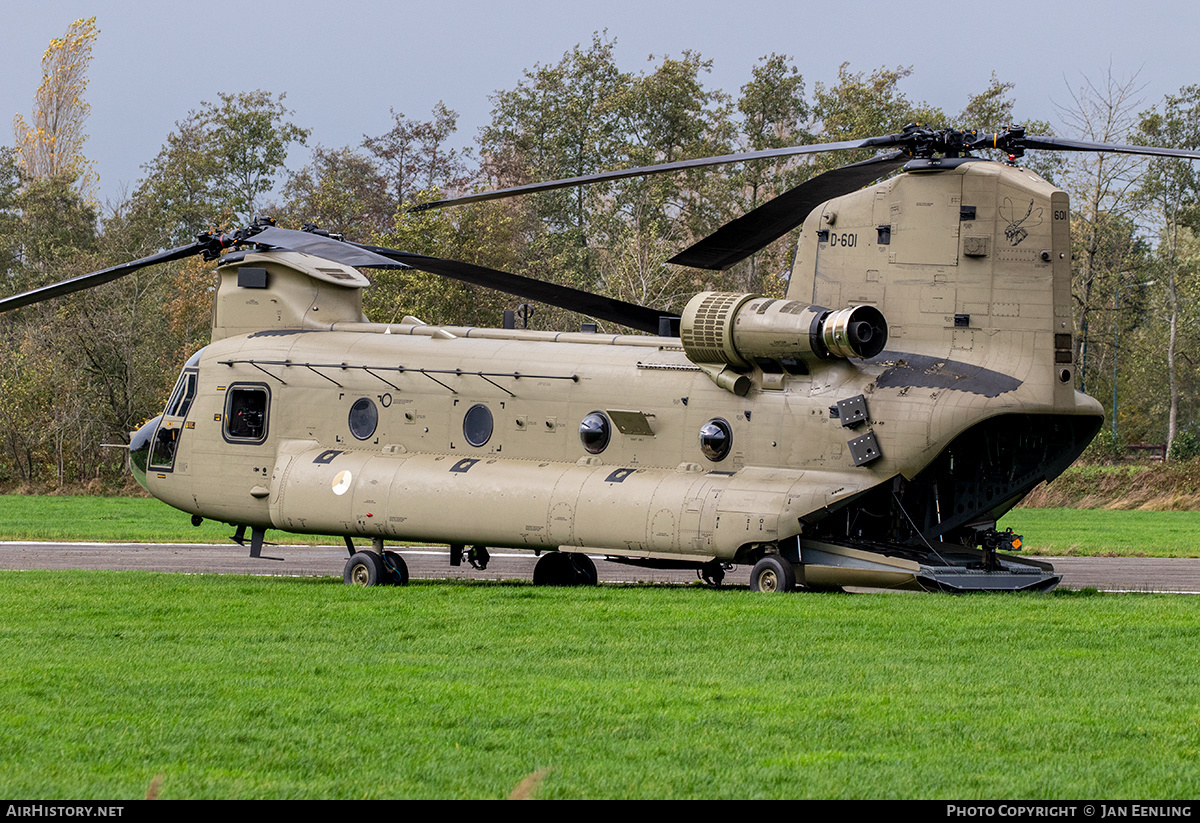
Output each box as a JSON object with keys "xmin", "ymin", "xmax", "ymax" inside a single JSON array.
[
  {"xmin": 0, "ymin": 495, "xmax": 332, "ymax": 545},
  {"xmin": 1, "ymin": 571, "xmax": 1198, "ymax": 799},
  {"xmin": 3, "ymin": 495, "xmax": 1199, "ymax": 557},
  {"xmin": 1001, "ymin": 509, "xmax": 1200, "ymax": 557}
]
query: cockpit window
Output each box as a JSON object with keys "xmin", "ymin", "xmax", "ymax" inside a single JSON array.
[
  {"xmin": 151, "ymin": 369, "xmax": 199, "ymax": 471},
  {"xmin": 165, "ymin": 371, "xmax": 198, "ymax": 418},
  {"xmin": 149, "ymin": 425, "xmax": 180, "ymax": 469},
  {"xmin": 183, "ymin": 347, "xmax": 206, "ymax": 369},
  {"xmin": 224, "ymin": 385, "xmax": 270, "ymax": 443}
]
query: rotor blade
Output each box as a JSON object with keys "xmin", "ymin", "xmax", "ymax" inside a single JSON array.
[
  {"xmin": 1020, "ymin": 135, "xmax": 1200, "ymax": 160},
  {"xmin": 249, "ymin": 226, "xmax": 409, "ymax": 269},
  {"xmin": 250, "ymin": 227, "xmax": 672, "ymax": 332},
  {"xmin": 669, "ymin": 151, "xmax": 909, "ymax": 271},
  {"xmin": 410, "ymin": 134, "xmax": 910, "ymax": 212},
  {"xmin": 0, "ymin": 242, "xmax": 206, "ymax": 313},
  {"xmin": 353, "ymin": 242, "xmax": 671, "ymax": 334}
]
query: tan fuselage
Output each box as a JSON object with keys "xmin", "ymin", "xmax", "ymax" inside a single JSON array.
[{"xmin": 143, "ymin": 159, "xmax": 1103, "ymax": 565}]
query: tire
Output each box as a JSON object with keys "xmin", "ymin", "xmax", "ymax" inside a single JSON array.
[
  {"xmin": 533, "ymin": 552, "xmax": 575, "ymax": 586},
  {"xmin": 382, "ymin": 550, "xmax": 409, "ymax": 586},
  {"xmin": 570, "ymin": 553, "xmax": 598, "ymax": 586},
  {"xmin": 344, "ymin": 551, "xmax": 383, "ymax": 586},
  {"xmin": 750, "ymin": 555, "xmax": 796, "ymax": 593}
]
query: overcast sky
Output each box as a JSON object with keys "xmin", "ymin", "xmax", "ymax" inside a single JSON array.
[{"xmin": 2, "ymin": 0, "xmax": 1197, "ymax": 210}]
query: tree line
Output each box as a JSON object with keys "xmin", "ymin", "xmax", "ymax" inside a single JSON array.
[{"xmin": 1, "ymin": 20, "xmax": 1198, "ymax": 490}]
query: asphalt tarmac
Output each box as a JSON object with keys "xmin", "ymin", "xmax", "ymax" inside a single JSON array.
[{"xmin": 2, "ymin": 541, "xmax": 1199, "ymax": 593}]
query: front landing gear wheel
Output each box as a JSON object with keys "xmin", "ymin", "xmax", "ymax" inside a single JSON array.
[
  {"xmin": 382, "ymin": 551, "xmax": 409, "ymax": 586},
  {"xmin": 344, "ymin": 551, "xmax": 383, "ymax": 586},
  {"xmin": 750, "ymin": 555, "xmax": 796, "ymax": 593}
]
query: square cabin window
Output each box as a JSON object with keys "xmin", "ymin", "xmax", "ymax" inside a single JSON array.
[{"xmin": 224, "ymin": 385, "xmax": 269, "ymax": 443}]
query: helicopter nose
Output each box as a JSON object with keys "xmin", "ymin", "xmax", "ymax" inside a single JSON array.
[{"xmin": 128, "ymin": 415, "xmax": 161, "ymax": 491}]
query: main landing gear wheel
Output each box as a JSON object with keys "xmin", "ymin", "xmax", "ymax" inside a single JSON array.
[
  {"xmin": 750, "ymin": 555, "xmax": 796, "ymax": 593},
  {"xmin": 382, "ymin": 551, "xmax": 409, "ymax": 586},
  {"xmin": 571, "ymin": 553, "xmax": 598, "ymax": 586},
  {"xmin": 533, "ymin": 551, "xmax": 597, "ymax": 586},
  {"xmin": 344, "ymin": 551, "xmax": 383, "ymax": 586}
]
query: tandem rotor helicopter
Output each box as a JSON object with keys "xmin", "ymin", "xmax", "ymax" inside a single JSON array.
[{"xmin": 4, "ymin": 124, "xmax": 1198, "ymax": 592}]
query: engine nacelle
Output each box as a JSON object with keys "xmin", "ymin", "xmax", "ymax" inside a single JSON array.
[{"xmin": 680, "ymin": 292, "xmax": 888, "ymax": 370}]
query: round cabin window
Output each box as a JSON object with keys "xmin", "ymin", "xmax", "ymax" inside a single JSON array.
[
  {"xmin": 463, "ymin": 403, "xmax": 494, "ymax": 447},
  {"xmin": 699, "ymin": 418, "xmax": 732, "ymax": 462},
  {"xmin": 579, "ymin": 412, "xmax": 611, "ymax": 454},
  {"xmin": 348, "ymin": 397, "xmax": 378, "ymax": 440}
]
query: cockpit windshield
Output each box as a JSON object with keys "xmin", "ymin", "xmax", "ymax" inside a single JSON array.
[
  {"xmin": 151, "ymin": 363, "xmax": 201, "ymax": 471},
  {"xmin": 165, "ymin": 371, "xmax": 198, "ymax": 418}
]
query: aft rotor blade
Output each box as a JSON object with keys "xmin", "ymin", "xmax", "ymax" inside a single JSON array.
[
  {"xmin": 1020, "ymin": 135, "xmax": 1200, "ymax": 160},
  {"xmin": 410, "ymin": 135, "xmax": 910, "ymax": 212},
  {"xmin": 669, "ymin": 151, "xmax": 909, "ymax": 271},
  {"xmin": 249, "ymin": 226, "xmax": 408, "ymax": 269},
  {"xmin": 354, "ymin": 242, "xmax": 671, "ymax": 334},
  {"xmin": 0, "ymin": 242, "xmax": 205, "ymax": 313}
]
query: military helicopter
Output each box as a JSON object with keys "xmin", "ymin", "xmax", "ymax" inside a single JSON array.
[{"xmin": 4, "ymin": 124, "xmax": 1197, "ymax": 592}]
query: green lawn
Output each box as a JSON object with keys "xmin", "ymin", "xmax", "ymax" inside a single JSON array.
[
  {"xmin": 0, "ymin": 572, "xmax": 1197, "ymax": 799},
  {"xmin": 0, "ymin": 494, "xmax": 333, "ymax": 544},
  {"xmin": 1000, "ymin": 509, "xmax": 1200, "ymax": 557}
]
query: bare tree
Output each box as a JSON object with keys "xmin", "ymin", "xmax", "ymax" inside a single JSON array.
[
  {"xmin": 1136, "ymin": 85, "xmax": 1200, "ymax": 455},
  {"xmin": 1054, "ymin": 70, "xmax": 1147, "ymax": 396}
]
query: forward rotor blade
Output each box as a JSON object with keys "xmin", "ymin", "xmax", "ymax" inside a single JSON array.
[
  {"xmin": 669, "ymin": 151, "xmax": 908, "ymax": 271},
  {"xmin": 410, "ymin": 135, "xmax": 910, "ymax": 212},
  {"xmin": 1020, "ymin": 135, "xmax": 1200, "ymax": 160},
  {"xmin": 0, "ymin": 242, "xmax": 205, "ymax": 313},
  {"xmin": 233, "ymin": 227, "xmax": 673, "ymax": 332},
  {"xmin": 353, "ymin": 242, "xmax": 671, "ymax": 334}
]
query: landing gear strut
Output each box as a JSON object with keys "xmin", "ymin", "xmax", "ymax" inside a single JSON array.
[
  {"xmin": 450, "ymin": 544, "xmax": 491, "ymax": 571},
  {"xmin": 468, "ymin": 545, "xmax": 490, "ymax": 570},
  {"xmin": 700, "ymin": 559, "xmax": 731, "ymax": 587},
  {"xmin": 232, "ymin": 524, "xmax": 281, "ymax": 560}
]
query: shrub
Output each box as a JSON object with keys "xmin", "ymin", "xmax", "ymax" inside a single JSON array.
[{"xmin": 1167, "ymin": 430, "xmax": 1199, "ymax": 462}]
